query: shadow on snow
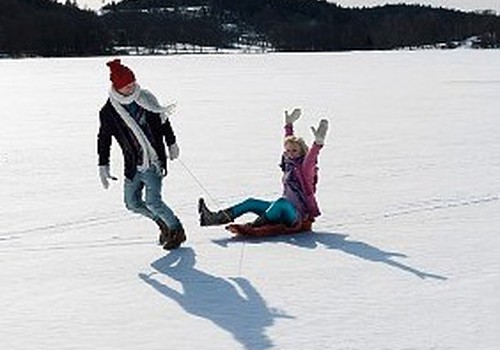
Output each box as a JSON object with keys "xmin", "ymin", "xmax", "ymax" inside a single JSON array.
[
  {"xmin": 139, "ymin": 247, "xmax": 293, "ymax": 350},
  {"xmin": 213, "ymin": 231, "xmax": 447, "ymax": 280}
]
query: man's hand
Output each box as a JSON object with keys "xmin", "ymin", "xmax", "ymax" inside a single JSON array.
[
  {"xmin": 99, "ymin": 165, "xmax": 117, "ymax": 189},
  {"xmin": 168, "ymin": 143, "xmax": 180, "ymax": 160}
]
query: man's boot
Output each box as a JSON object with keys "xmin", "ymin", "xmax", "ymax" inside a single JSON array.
[
  {"xmin": 156, "ymin": 218, "xmax": 186, "ymax": 249},
  {"xmin": 198, "ymin": 198, "xmax": 233, "ymax": 226},
  {"xmin": 155, "ymin": 217, "xmax": 170, "ymax": 246},
  {"xmin": 163, "ymin": 224, "xmax": 186, "ymax": 250}
]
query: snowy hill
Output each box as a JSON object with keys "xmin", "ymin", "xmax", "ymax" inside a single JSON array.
[{"xmin": 1, "ymin": 50, "xmax": 499, "ymax": 349}]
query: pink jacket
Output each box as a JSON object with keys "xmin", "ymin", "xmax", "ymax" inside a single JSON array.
[{"xmin": 282, "ymin": 123, "xmax": 322, "ymax": 219}]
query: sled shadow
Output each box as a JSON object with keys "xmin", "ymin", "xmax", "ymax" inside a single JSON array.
[
  {"xmin": 139, "ymin": 247, "xmax": 292, "ymax": 350},
  {"xmin": 213, "ymin": 231, "xmax": 447, "ymax": 281}
]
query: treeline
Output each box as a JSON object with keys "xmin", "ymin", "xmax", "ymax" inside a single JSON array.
[
  {"xmin": 0, "ymin": 0, "xmax": 109, "ymax": 56},
  {"xmin": 1, "ymin": 0, "xmax": 499, "ymax": 57},
  {"xmin": 101, "ymin": 4, "xmax": 224, "ymax": 50}
]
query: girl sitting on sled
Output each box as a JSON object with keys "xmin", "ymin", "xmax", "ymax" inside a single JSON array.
[{"xmin": 198, "ymin": 108, "xmax": 329, "ymax": 233}]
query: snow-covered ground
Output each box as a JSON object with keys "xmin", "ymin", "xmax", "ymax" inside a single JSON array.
[{"xmin": 1, "ymin": 50, "xmax": 499, "ymax": 349}]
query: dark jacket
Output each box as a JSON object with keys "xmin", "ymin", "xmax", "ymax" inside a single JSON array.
[{"xmin": 97, "ymin": 99, "xmax": 176, "ymax": 180}]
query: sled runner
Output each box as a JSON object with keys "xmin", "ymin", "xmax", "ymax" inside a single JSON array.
[{"xmin": 225, "ymin": 219, "xmax": 313, "ymax": 237}]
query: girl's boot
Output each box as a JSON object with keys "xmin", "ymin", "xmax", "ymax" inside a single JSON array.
[
  {"xmin": 198, "ymin": 198, "xmax": 234, "ymax": 226},
  {"xmin": 251, "ymin": 214, "xmax": 270, "ymax": 227}
]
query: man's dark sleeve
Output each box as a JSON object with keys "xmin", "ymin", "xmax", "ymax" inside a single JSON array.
[
  {"xmin": 97, "ymin": 111, "xmax": 112, "ymax": 166},
  {"xmin": 162, "ymin": 118, "xmax": 176, "ymax": 146}
]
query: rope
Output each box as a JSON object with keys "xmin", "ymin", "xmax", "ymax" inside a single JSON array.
[
  {"xmin": 177, "ymin": 158, "xmax": 247, "ymax": 276},
  {"xmin": 237, "ymin": 241, "xmax": 246, "ymax": 276},
  {"xmin": 177, "ymin": 159, "xmax": 222, "ymax": 208}
]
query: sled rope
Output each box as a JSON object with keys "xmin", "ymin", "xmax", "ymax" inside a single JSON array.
[
  {"xmin": 177, "ymin": 159, "xmax": 247, "ymax": 276},
  {"xmin": 237, "ymin": 241, "xmax": 246, "ymax": 276},
  {"xmin": 178, "ymin": 159, "xmax": 222, "ymax": 208}
]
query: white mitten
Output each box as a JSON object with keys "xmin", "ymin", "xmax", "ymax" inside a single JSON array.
[
  {"xmin": 164, "ymin": 102, "xmax": 177, "ymax": 116},
  {"xmin": 285, "ymin": 108, "xmax": 301, "ymax": 125},
  {"xmin": 311, "ymin": 119, "xmax": 329, "ymax": 145},
  {"xmin": 161, "ymin": 167, "xmax": 168, "ymax": 177},
  {"xmin": 168, "ymin": 143, "xmax": 180, "ymax": 160},
  {"xmin": 99, "ymin": 165, "xmax": 117, "ymax": 189}
]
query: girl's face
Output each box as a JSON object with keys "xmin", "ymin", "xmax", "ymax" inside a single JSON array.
[
  {"xmin": 285, "ymin": 142, "xmax": 302, "ymax": 159},
  {"xmin": 117, "ymin": 82, "xmax": 136, "ymax": 96}
]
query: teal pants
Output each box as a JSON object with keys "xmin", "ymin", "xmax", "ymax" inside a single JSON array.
[{"xmin": 229, "ymin": 197, "xmax": 298, "ymax": 226}]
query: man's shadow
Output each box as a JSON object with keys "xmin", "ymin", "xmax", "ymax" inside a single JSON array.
[
  {"xmin": 214, "ymin": 231, "xmax": 447, "ymax": 280},
  {"xmin": 139, "ymin": 247, "xmax": 292, "ymax": 350}
]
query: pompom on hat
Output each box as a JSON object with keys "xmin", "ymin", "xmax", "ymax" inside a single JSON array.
[{"xmin": 107, "ymin": 59, "xmax": 135, "ymax": 90}]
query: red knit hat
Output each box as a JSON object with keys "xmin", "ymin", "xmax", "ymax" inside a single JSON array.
[{"xmin": 106, "ymin": 59, "xmax": 135, "ymax": 90}]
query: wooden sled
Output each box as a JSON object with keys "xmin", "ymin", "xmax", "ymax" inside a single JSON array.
[{"xmin": 225, "ymin": 219, "xmax": 313, "ymax": 237}]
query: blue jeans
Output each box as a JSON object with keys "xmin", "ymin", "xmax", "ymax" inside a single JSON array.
[
  {"xmin": 124, "ymin": 167, "xmax": 181, "ymax": 229},
  {"xmin": 230, "ymin": 197, "xmax": 299, "ymax": 226}
]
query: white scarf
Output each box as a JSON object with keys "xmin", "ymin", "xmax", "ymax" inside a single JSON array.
[{"xmin": 109, "ymin": 84, "xmax": 176, "ymax": 171}]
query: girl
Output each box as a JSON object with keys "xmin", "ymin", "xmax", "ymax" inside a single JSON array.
[{"xmin": 198, "ymin": 108, "xmax": 328, "ymax": 229}]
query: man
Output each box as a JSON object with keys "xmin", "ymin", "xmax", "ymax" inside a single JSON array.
[{"xmin": 97, "ymin": 59, "xmax": 185, "ymax": 250}]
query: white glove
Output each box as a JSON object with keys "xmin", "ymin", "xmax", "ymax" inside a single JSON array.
[
  {"xmin": 154, "ymin": 165, "xmax": 167, "ymax": 178},
  {"xmin": 168, "ymin": 143, "xmax": 180, "ymax": 160},
  {"xmin": 285, "ymin": 108, "xmax": 301, "ymax": 125},
  {"xmin": 99, "ymin": 165, "xmax": 117, "ymax": 189},
  {"xmin": 311, "ymin": 119, "xmax": 329, "ymax": 145},
  {"xmin": 161, "ymin": 168, "xmax": 167, "ymax": 178},
  {"xmin": 164, "ymin": 102, "xmax": 177, "ymax": 116}
]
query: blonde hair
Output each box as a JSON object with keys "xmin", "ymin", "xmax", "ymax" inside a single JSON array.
[{"xmin": 284, "ymin": 135, "xmax": 308, "ymax": 156}]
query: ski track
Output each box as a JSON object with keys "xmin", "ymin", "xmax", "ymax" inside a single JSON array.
[
  {"xmin": 0, "ymin": 213, "xmax": 132, "ymax": 237},
  {"xmin": 0, "ymin": 199, "xmax": 199, "ymax": 239},
  {"xmin": 0, "ymin": 238, "xmax": 154, "ymax": 254},
  {"xmin": 381, "ymin": 193, "xmax": 499, "ymax": 218},
  {"xmin": 0, "ymin": 191, "xmax": 496, "ymax": 254},
  {"xmin": 331, "ymin": 192, "xmax": 499, "ymax": 227}
]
